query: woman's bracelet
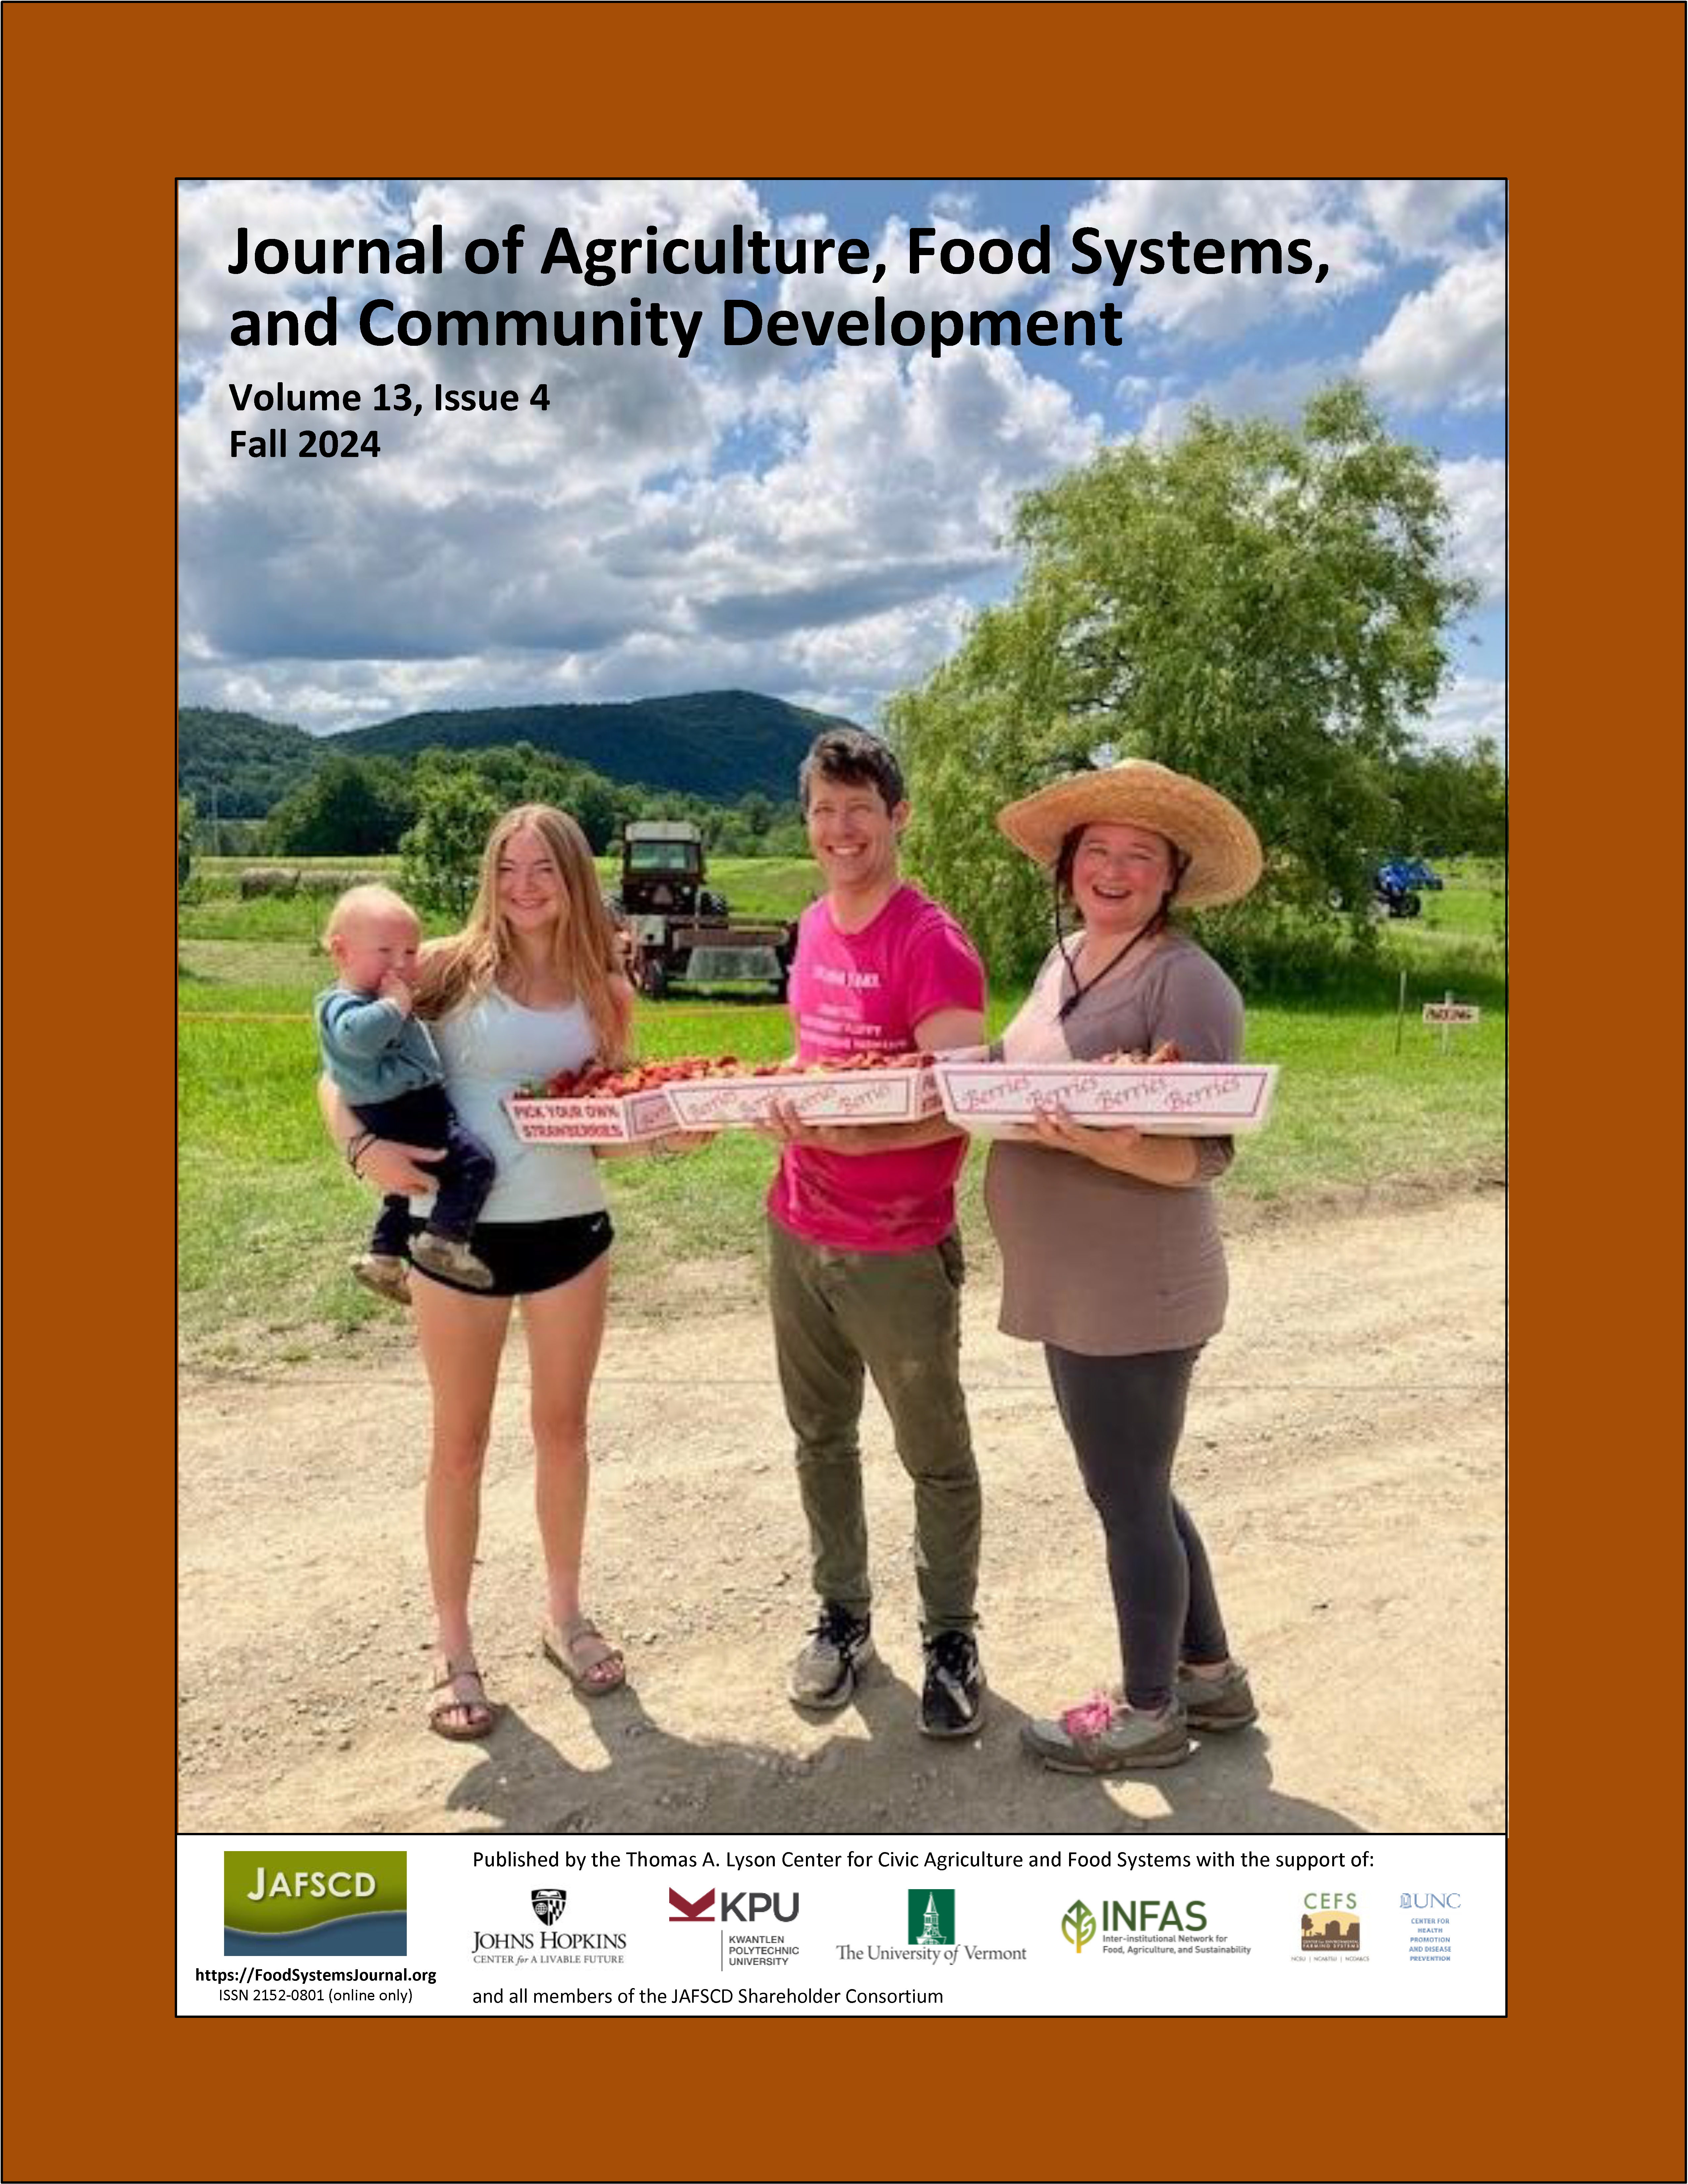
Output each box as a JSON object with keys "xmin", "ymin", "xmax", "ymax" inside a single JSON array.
[{"xmin": 346, "ymin": 1129, "xmax": 376, "ymax": 1177}]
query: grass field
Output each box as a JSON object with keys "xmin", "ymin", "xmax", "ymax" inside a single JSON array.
[{"xmin": 179, "ymin": 859, "xmax": 1505, "ymax": 1366}]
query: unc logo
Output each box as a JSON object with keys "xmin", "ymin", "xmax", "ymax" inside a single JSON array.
[
  {"xmin": 532, "ymin": 1889, "xmax": 568, "ymax": 1925},
  {"xmin": 1402, "ymin": 1891, "xmax": 1461, "ymax": 1910}
]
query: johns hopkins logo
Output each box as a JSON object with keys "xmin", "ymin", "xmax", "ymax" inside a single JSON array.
[
  {"xmin": 532, "ymin": 1889, "xmax": 568, "ymax": 1926},
  {"xmin": 223, "ymin": 1852, "xmax": 407, "ymax": 1957},
  {"xmin": 907, "ymin": 1890, "xmax": 955, "ymax": 1945}
]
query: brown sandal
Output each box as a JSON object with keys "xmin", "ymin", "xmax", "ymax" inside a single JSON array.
[
  {"xmin": 427, "ymin": 1656, "xmax": 499, "ymax": 1741},
  {"xmin": 541, "ymin": 1617, "xmax": 626, "ymax": 1697}
]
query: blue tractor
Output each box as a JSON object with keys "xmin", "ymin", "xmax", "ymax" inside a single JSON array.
[{"xmin": 1373, "ymin": 856, "xmax": 1445, "ymax": 919}]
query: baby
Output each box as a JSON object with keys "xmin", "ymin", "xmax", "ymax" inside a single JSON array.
[{"xmin": 316, "ymin": 885, "xmax": 496, "ymax": 1302}]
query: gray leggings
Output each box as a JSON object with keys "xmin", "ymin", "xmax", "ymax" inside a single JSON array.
[{"xmin": 1045, "ymin": 1343, "xmax": 1230, "ymax": 1712}]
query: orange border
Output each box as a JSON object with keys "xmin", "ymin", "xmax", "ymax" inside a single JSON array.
[{"xmin": 5, "ymin": 4, "xmax": 1684, "ymax": 2179}]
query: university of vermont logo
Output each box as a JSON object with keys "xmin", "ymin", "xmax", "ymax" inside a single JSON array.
[
  {"xmin": 907, "ymin": 1889, "xmax": 955, "ymax": 1945},
  {"xmin": 223, "ymin": 1852, "xmax": 407, "ymax": 1957}
]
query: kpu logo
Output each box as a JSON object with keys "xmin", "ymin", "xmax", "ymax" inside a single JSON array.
[
  {"xmin": 223, "ymin": 1852, "xmax": 407, "ymax": 1957},
  {"xmin": 670, "ymin": 1887, "xmax": 717, "ymax": 1922},
  {"xmin": 532, "ymin": 1889, "xmax": 568, "ymax": 1925},
  {"xmin": 907, "ymin": 1889, "xmax": 955, "ymax": 1945}
]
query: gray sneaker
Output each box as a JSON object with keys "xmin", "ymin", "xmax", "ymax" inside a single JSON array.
[
  {"xmin": 1177, "ymin": 1660, "xmax": 1257, "ymax": 1732},
  {"xmin": 1021, "ymin": 1692, "xmax": 1191, "ymax": 1773},
  {"xmin": 788, "ymin": 1603, "xmax": 874, "ymax": 1710},
  {"xmin": 410, "ymin": 1232, "xmax": 496, "ymax": 1290}
]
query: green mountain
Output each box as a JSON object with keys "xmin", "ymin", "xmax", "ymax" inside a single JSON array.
[
  {"xmin": 177, "ymin": 708, "xmax": 321, "ymax": 817},
  {"xmin": 179, "ymin": 691, "xmax": 856, "ymax": 813},
  {"xmin": 331, "ymin": 691, "xmax": 850, "ymax": 801}
]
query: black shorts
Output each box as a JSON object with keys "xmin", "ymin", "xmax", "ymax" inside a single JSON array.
[{"xmin": 405, "ymin": 1212, "xmax": 613, "ymax": 1299}]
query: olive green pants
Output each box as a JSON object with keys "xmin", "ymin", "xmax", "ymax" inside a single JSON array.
[{"xmin": 766, "ymin": 1215, "xmax": 981, "ymax": 1636}]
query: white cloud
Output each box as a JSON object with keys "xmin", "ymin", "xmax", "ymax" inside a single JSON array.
[
  {"xmin": 1439, "ymin": 456, "xmax": 1506, "ymax": 603},
  {"xmin": 1054, "ymin": 179, "xmax": 1383, "ymax": 343},
  {"xmin": 179, "ymin": 178, "xmax": 1101, "ymax": 731},
  {"xmin": 1361, "ymin": 250, "xmax": 1505, "ymax": 410},
  {"xmin": 1361, "ymin": 179, "xmax": 1502, "ymax": 258},
  {"xmin": 1134, "ymin": 355, "xmax": 1349, "ymax": 444},
  {"xmin": 1420, "ymin": 674, "xmax": 1506, "ymax": 750}
]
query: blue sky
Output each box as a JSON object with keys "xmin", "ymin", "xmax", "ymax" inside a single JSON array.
[{"xmin": 178, "ymin": 178, "xmax": 1504, "ymax": 748}]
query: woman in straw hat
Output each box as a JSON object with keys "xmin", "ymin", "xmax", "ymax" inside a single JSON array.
[{"xmin": 986, "ymin": 758, "xmax": 1263, "ymax": 1772}]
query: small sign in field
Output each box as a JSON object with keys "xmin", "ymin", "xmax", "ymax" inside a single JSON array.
[{"xmin": 1422, "ymin": 1003, "xmax": 1481, "ymax": 1026}]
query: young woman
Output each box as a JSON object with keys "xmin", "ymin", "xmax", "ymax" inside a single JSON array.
[
  {"xmin": 982, "ymin": 759, "xmax": 1265, "ymax": 1772},
  {"xmin": 323, "ymin": 804, "xmax": 672, "ymax": 1738}
]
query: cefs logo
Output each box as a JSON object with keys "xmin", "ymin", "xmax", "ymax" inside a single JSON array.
[
  {"xmin": 907, "ymin": 1889, "xmax": 955, "ymax": 1945},
  {"xmin": 1063, "ymin": 1901, "xmax": 1096, "ymax": 1955},
  {"xmin": 532, "ymin": 1889, "xmax": 568, "ymax": 1926},
  {"xmin": 670, "ymin": 1887, "xmax": 717, "ymax": 1923},
  {"xmin": 1301, "ymin": 1893, "xmax": 1362, "ymax": 1952}
]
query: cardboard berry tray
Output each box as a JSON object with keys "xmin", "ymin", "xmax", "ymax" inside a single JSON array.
[
  {"xmin": 933, "ymin": 1060, "xmax": 1279, "ymax": 1137},
  {"xmin": 663, "ymin": 1062, "xmax": 941, "ymax": 1131},
  {"xmin": 504, "ymin": 1086, "xmax": 678, "ymax": 1146}
]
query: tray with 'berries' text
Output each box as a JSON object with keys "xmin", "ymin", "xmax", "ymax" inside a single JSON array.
[
  {"xmin": 933, "ymin": 1059, "xmax": 1279, "ymax": 1137},
  {"xmin": 662, "ymin": 1053, "xmax": 941, "ymax": 1130},
  {"xmin": 505, "ymin": 1053, "xmax": 942, "ymax": 1144}
]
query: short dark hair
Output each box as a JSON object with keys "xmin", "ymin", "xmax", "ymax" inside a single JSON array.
[{"xmin": 798, "ymin": 728, "xmax": 905, "ymax": 815}]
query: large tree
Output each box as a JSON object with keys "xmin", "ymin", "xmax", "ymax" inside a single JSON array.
[{"xmin": 889, "ymin": 383, "xmax": 1478, "ymax": 980}]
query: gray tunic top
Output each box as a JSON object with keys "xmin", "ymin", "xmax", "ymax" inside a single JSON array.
[{"xmin": 983, "ymin": 930, "xmax": 1244, "ymax": 1357}]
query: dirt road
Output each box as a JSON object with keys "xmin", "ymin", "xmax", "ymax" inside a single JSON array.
[{"xmin": 179, "ymin": 1190, "xmax": 1504, "ymax": 1837}]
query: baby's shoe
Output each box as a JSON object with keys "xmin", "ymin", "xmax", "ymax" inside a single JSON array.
[
  {"xmin": 352, "ymin": 1253, "xmax": 411, "ymax": 1307},
  {"xmin": 410, "ymin": 1232, "xmax": 495, "ymax": 1290}
]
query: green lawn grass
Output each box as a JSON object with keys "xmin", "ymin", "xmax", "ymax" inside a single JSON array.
[{"xmin": 179, "ymin": 871, "xmax": 1504, "ymax": 1366}]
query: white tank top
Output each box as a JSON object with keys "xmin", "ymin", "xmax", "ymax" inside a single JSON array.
[{"xmin": 410, "ymin": 988, "xmax": 608, "ymax": 1225}]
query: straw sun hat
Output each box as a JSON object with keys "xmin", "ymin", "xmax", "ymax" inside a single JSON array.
[{"xmin": 996, "ymin": 757, "xmax": 1263, "ymax": 910}]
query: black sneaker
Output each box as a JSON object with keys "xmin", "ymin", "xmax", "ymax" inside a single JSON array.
[
  {"xmin": 788, "ymin": 1603, "xmax": 874, "ymax": 1710},
  {"xmin": 920, "ymin": 1630, "xmax": 985, "ymax": 1739}
]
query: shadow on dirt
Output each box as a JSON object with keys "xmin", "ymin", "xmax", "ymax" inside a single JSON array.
[{"xmin": 443, "ymin": 1674, "xmax": 1366, "ymax": 1837}]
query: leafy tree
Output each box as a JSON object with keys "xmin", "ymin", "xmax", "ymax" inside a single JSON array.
[
  {"xmin": 1387, "ymin": 736, "xmax": 1506, "ymax": 859},
  {"xmin": 889, "ymin": 384, "xmax": 1479, "ymax": 982},
  {"xmin": 177, "ymin": 796, "xmax": 195, "ymax": 892},
  {"xmin": 263, "ymin": 755, "xmax": 414, "ymax": 856},
  {"xmin": 399, "ymin": 769, "xmax": 502, "ymax": 919}
]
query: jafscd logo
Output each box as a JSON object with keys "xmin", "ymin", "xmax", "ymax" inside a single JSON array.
[{"xmin": 223, "ymin": 1852, "xmax": 407, "ymax": 1957}]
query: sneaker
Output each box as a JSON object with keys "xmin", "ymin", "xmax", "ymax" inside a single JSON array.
[
  {"xmin": 1177, "ymin": 1659, "xmax": 1257, "ymax": 1732},
  {"xmin": 788, "ymin": 1603, "xmax": 874, "ymax": 1709},
  {"xmin": 1020, "ymin": 1691, "xmax": 1191, "ymax": 1773},
  {"xmin": 920, "ymin": 1630, "xmax": 985, "ymax": 1739},
  {"xmin": 410, "ymin": 1232, "xmax": 495, "ymax": 1290},
  {"xmin": 352, "ymin": 1252, "xmax": 411, "ymax": 1306}
]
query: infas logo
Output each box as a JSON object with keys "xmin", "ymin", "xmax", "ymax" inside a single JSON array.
[
  {"xmin": 669, "ymin": 1887, "xmax": 717, "ymax": 1922},
  {"xmin": 224, "ymin": 1852, "xmax": 406, "ymax": 1957},
  {"xmin": 1062, "ymin": 1901, "xmax": 1096, "ymax": 1954}
]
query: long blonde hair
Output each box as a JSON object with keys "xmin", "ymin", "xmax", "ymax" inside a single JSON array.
[{"xmin": 418, "ymin": 804, "xmax": 629, "ymax": 1062}]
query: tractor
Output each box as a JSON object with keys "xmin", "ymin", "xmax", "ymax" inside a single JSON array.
[
  {"xmin": 1372, "ymin": 856, "xmax": 1446, "ymax": 919},
  {"xmin": 613, "ymin": 821, "xmax": 797, "ymax": 999}
]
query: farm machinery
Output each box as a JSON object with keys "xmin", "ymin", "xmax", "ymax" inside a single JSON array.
[
  {"xmin": 612, "ymin": 821, "xmax": 797, "ymax": 998},
  {"xmin": 1372, "ymin": 856, "xmax": 1446, "ymax": 919}
]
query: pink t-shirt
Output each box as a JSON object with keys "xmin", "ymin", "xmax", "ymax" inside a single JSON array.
[{"xmin": 767, "ymin": 884, "xmax": 986, "ymax": 1254}]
